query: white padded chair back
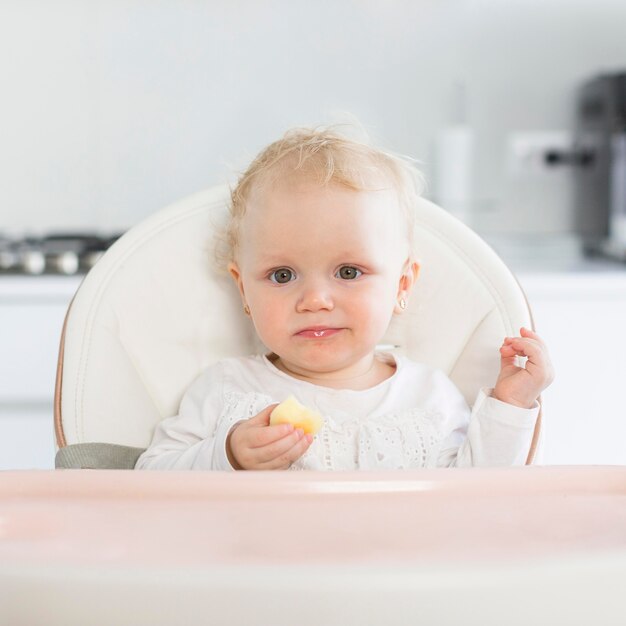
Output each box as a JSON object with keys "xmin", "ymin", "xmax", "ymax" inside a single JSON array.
[{"xmin": 55, "ymin": 186, "xmax": 539, "ymax": 459}]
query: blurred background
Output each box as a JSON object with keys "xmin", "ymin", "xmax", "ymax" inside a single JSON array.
[{"xmin": 1, "ymin": 0, "xmax": 625, "ymax": 469}]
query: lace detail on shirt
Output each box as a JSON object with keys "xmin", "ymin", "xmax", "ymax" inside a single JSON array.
[
  {"xmin": 216, "ymin": 392, "xmax": 447, "ymax": 471},
  {"xmin": 290, "ymin": 407, "xmax": 447, "ymax": 471},
  {"xmin": 219, "ymin": 391, "xmax": 274, "ymax": 430}
]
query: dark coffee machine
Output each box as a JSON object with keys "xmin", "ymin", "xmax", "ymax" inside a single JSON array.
[{"xmin": 574, "ymin": 72, "xmax": 626, "ymax": 260}]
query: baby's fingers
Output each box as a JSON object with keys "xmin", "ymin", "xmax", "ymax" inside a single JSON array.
[
  {"xmin": 260, "ymin": 431, "xmax": 314, "ymax": 470},
  {"xmin": 502, "ymin": 336, "xmax": 544, "ymax": 361},
  {"xmin": 519, "ymin": 327, "xmax": 549, "ymax": 348},
  {"xmin": 241, "ymin": 404, "xmax": 296, "ymax": 448},
  {"xmin": 247, "ymin": 403, "xmax": 279, "ymax": 426},
  {"xmin": 253, "ymin": 427, "xmax": 305, "ymax": 463},
  {"xmin": 503, "ymin": 336, "xmax": 554, "ymax": 382}
]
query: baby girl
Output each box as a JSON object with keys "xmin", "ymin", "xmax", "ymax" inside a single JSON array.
[{"xmin": 135, "ymin": 126, "xmax": 553, "ymax": 471}]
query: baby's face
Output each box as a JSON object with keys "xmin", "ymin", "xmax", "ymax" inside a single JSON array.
[{"xmin": 229, "ymin": 175, "xmax": 414, "ymax": 380}]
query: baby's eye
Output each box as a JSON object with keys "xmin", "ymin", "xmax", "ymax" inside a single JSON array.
[
  {"xmin": 336, "ymin": 266, "xmax": 362, "ymax": 280},
  {"xmin": 269, "ymin": 268, "xmax": 295, "ymax": 284}
]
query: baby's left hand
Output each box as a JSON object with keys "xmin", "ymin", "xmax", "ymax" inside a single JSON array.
[{"xmin": 493, "ymin": 327, "xmax": 554, "ymax": 409}]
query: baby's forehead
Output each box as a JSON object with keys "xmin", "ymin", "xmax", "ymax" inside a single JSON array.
[
  {"xmin": 251, "ymin": 173, "xmax": 404, "ymax": 226},
  {"xmin": 246, "ymin": 186, "xmax": 404, "ymax": 236},
  {"xmin": 240, "ymin": 179, "xmax": 409, "ymax": 262}
]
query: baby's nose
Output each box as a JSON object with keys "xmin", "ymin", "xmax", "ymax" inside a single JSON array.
[{"xmin": 295, "ymin": 281, "xmax": 334, "ymax": 312}]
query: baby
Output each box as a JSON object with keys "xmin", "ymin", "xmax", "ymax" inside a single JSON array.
[{"xmin": 135, "ymin": 126, "xmax": 554, "ymax": 471}]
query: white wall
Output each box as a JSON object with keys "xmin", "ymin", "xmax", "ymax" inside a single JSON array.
[{"xmin": 1, "ymin": 0, "xmax": 626, "ymax": 235}]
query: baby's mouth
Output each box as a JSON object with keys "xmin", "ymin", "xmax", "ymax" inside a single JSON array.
[{"xmin": 295, "ymin": 328, "xmax": 343, "ymax": 339}]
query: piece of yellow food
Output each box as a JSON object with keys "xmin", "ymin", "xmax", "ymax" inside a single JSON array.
[{"xmin": 269, "ymin": 395, "xmax": 324, "ymax": 435}]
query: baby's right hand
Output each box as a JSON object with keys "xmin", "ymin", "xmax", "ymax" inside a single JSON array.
[{"xmin": 226, "ymin": 404, "xmax": 314, "ymax": 470}]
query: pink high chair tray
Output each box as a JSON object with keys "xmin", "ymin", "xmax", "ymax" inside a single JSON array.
[{"xmin": 1, "ymin": 466, "xmax": 625, "ymax": 626}]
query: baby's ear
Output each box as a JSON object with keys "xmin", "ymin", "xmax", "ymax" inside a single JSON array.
[
  {"xmin": 227, "ymin": 261, "xmax": 246, "ymax": 299},
  {"xmin": 399, "ymin": 259, "xmax": 420, "ymax": 292},
  {"xmin": 394, "ymin": 260, "xmax": 420, "ymax": 315}
]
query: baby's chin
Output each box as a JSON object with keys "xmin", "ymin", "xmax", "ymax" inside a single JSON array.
[
  {"xmin": 273, "ymin": 354, "xmax": 340, "ymax": 376},
  {"xmin": 274, "ymin": 349, "xmax": 376, "ymax": 376}
]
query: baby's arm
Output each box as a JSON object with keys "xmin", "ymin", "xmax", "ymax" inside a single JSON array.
[
  {"xmin": 135, "ymin": 365, "xmax": 236, "ymax": 470},
  {"xmin": 227, "ymin": 404, "xmax": 313, "ymax": 470},
  {"xmin": 493, "ymin": 327, "xmax": 554, "ymax": 408},
  {"xmin": 427, "ymin": 368, "xmax": 541, "ymax": 468}
]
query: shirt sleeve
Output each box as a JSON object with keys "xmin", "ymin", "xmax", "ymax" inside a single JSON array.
[
  {"xmin": 432, "ymin": 371, "xmax": 539, "ymax": 468},
  {"xmin": 135, "ymin": 363, "xmax": 241, "ymax": 471}
]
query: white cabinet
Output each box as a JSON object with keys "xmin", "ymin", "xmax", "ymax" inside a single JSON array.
[
  {"xmin": 0, "ymin": 303, "xmax": 69, "ymax": 402},
  {"xmin": 516, "ymin": 273, "xmax": 626, "ymax": 466},
  {"xmin": 0, "ymin": 277, "xmax": 81, "ymax": 469},
  {"xmin": 0, "ymin": 408, "xmax": 57, "ymax": 470}
]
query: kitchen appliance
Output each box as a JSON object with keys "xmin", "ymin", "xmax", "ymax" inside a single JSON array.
[
  {"xmin": 574, "ymin": 72, "xmax": 626, "ymax": 260},
  {"xmin": 0, "ymin": 233, "xmax": 122, "ymax": 275}
]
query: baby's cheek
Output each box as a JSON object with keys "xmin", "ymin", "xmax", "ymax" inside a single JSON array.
[
  {"xmin": 363, "ymin": 298, "xmax": 397, "ymax": 330},
  {"xmin": 252, "ymin": 311, "xmax": 285, "ymax": 342}
]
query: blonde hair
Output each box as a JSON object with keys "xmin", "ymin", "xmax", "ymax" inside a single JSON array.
[{"xmin": 214, "ymin": 124, "xmax": 425, "ymax": 272}]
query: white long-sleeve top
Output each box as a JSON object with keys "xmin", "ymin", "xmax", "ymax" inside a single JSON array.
[{"xmin": 135, "ymin": 351, "xmax": 539, "ymax": 471}]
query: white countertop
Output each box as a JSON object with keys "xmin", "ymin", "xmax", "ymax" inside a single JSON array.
[
  {"xmin": 476, "ymin": 234, "xmax": 626, "ymax": 296},
  {"xmin": 481, "ymin": 233, "xmax": 626, "ymax": 274}
]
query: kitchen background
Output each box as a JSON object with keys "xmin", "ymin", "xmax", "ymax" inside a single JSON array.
[{"xmin": 1, "ymin": 0, "xmax": 625, "ymax": 469}]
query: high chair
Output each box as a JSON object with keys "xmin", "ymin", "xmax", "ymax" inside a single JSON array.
[
  {"xmin": 53, "ymin": 185, "xmax": 542, "ymax": 469},
  {"xmin": 11, "ymin": 186, "xmax": 626, "ymax": 626}
]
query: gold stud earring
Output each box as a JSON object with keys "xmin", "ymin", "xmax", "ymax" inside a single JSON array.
[{"xmin": 243, "ymin": 304, "xmax": 251, "ymax": 316}]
